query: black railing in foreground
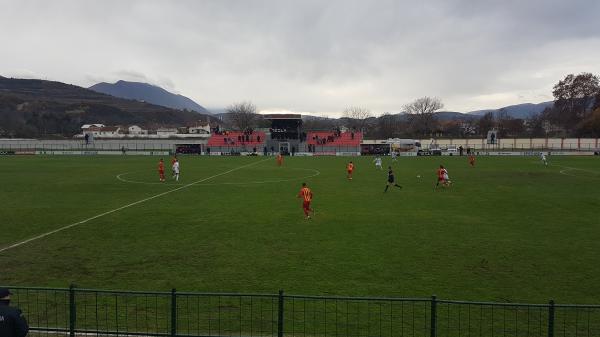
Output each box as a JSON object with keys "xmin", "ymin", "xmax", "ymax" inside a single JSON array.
[{"xmin": 3, "ymin": 285, "xmax": 599, "ymax": 337}]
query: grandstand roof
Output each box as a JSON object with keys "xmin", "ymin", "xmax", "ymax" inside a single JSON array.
[{"xmin": 263, "ymin": 114, "xmax": 302, "ymax": 120}]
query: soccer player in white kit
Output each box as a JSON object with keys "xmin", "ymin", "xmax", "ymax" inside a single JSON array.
[
  {"xmin": 172, "ymin": 159, "xmax": 180, "ymax": 181},
  {"xmin": 391, "ymin": 151, "xmax": 397, "ymax": 161},
  {"xmin": 373, "ymin": 156, "xmax": 383, "ymax": 170},
  {"xmin": 540, "ymin": 152, "xmax": 548, "ymax": 166}
]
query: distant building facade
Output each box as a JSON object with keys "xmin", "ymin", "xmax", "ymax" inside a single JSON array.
[{"xmin": 79, "ymin": 124, "xmax": 210, "ymax": 139}]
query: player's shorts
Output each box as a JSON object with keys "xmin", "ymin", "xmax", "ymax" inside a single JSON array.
[
  {"xmin": 388, "ymin": 177, "xmax": 394, "ymax": 183},
  {"xmin": 303, "ymin": 201, "xmax": 311, "ymax": 209},
  {"xmin": 443, "ymin": 174, "xmax": 449, "ymax": 180},
  {"xmin": 438, "ymin": 177, "xmax": 444, "ymax": 182},
  {"xmin": 347, "ymin": 170, "xmax": 353, "ymax": 174},
  {"xmin": 159, "ymin": 170, "xmax": 164, "ymax": 174}
]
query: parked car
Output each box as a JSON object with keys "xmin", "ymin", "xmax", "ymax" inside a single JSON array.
[
  {"xmin": 429, "ymin": 144, "xmax": 442, "ymax": 156},
  {"xmin": 446, "ymin": 145, "xmax": 457, "ymax": 155}
]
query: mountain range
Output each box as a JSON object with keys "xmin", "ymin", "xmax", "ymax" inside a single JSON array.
[
  {"xmin": 382, "ymin": 101, "xmax": 553, "ymax": 122},
  {"xmin": 0, "ymin": 76, "xmax": 214, "ymax": 137},
  {"xmin": 0, "ymin": 75, "xmax": 556, "ymax": 138},
  {"xmin": 89, "ymin": 80, "xmax": 552, "ymax": 120},
  {"xmin": 89, "ymin": 80, "xmax": 210, "ymax": 114},
  {"xmin": 467, "ymin": 101, "xmax": 554, "ymax": 119}
]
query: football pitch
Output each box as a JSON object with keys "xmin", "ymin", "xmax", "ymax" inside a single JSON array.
[{"xmin": 0, "ymin": 154, "xmax": 599, "ymax": 304}]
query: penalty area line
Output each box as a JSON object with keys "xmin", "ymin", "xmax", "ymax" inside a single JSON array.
[{"xmin": 0, "ymin": 158, "xmax": 270, "ymax": 254}]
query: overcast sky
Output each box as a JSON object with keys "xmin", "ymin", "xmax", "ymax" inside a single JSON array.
[{"xmin": 1, "ymin": 0, "xmax": 600, "ymax": 116}]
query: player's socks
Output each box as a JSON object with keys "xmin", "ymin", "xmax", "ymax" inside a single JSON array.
[
  {"xmin": 384, "ymin": 185, "xmax": 389, "ymax": 192},
  {"xmin": 395, "ymin": 184, "xmax": 402, "ymax": 188}
]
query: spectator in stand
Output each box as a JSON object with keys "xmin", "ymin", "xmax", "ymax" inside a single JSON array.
[
  {"xmin": 257, "ymin": 135, "xmax": 261, "ymax": 142},
  {"xmin": 0, "ymin": 288, "xmax": 28, "ymax": 337},
  {"xmin": 351, "ymin": 132, "xmax": 355, "ymax": 140}
]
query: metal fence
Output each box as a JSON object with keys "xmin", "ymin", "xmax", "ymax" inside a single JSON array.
[
  {"xmin": 0, "ymin": 142, "xmax": 176, "ymax": 151},
  {"xmin": 4, "ymin": 286, "xmax": 599, "ymax": 337}
]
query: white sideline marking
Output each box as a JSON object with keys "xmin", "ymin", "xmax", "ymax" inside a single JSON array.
[
  {"xmin": 529, "ymin": 161, "xmax": 600, "ymax": 179},
  {"xmin": 553, "ymin": 164, "xmax": 600, "ymax": 175},
  {"xmin": 29, "ymin": 329, "xmax": 155, "ymax": 337},
  {"xmin": 116, "ymin": 168, "xmax": 321, "ymax": 186},
  {"xmin": 0, "ymin": 158, "xmax": 270, "ymax": 253},
  {"xmin": 556, "ymin": 165, "xmax": 600, "ymax": 180}
]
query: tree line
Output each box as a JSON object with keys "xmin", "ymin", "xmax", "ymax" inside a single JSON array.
[
  {"xmin": 2, "ymin": 73, "xmax": 598, "ymax": 139},
  {"xmin": 224, "ymin": 73, "xmax": 600, "ymax": 139}
]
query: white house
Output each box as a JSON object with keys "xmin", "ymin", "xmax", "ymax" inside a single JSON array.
[
  {"xmin": 82, "ymin": 126, "xmax": 121, "ymax": 138},
  {"xmin": 188, "ymin": 122, "xmax": 211, "ymax": 135},
  {"xmin": 128, "ymin": 125, "xmax": 148, "ymax": 136},
  {"xmin": 98, "ymin": 126, "xmax": 121, "ymax": 137},
  {"xmin": 81, "ymin": 124, "xmax": 105, "ymax": 131},
  {"xmin": 156, "ymin": 128, "xmax": 179, "ymax": 137}
]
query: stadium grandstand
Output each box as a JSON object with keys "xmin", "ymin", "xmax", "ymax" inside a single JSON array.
[
  {"xmin": 205, "ymin": 114, "xmax": 363, "ymax": 155},
  {"xmin": 206, "ymin": 130, "xmax": 266, "ymax": 154},
  {"xmin": 306, "ymin": 130, "xmax": 362, "ymax": 154}
]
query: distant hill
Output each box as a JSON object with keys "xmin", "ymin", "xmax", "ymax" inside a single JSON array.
[
  {"xmin": 434, "ymin": 111, "xmax": 478, "ymax": 121},
  {"xmin": 468, "ymin": 101, "xmax": 553, "ymax": 119},
  {"xmin": 383, "ymin": 102, "xmax": 553, "ymax": 121},
  {"xmin": 0, "ymin": 77, "xmax": 214, "ymax": 138},
  {"xmin": 90, "ymin": 80, "xmax": 210, "ymax": 114}
]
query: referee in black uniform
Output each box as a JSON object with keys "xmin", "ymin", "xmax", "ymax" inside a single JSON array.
[{"xmin": 384, "ymin": 166, "xmax": 403, "ymax": 192}]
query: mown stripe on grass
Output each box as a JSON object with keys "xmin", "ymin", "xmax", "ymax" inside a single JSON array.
[{"xmin": 0, "ymin": 158, "xmax": 270, "ymax": 253}]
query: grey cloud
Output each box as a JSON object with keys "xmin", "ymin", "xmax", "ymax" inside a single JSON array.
[{"xmin": 1, "ymin": 0, "xmax": 599, "ymax": 114}]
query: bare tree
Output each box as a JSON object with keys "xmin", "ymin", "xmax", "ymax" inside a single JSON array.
[
  {"xmin": 551, "ymin": 72, "xmax": 600, "ymax": 129},
  {"xmin": 376, "ymin": 113, "xmax": 404, "ymax": 139},
  {"xmin": 303, "ymin": 115, "xmax": 337, "ymax": 130},
  {"xmin": 478, "ymin": 111, "xmax": 495, "ymax": 136},
  {"xmin": 342, "ymin": 106, "xmax": 373, "ymax": 132},
  {"xmin": 495, "ymin": 107, "xmax": 511, "ymax": 136},
  {"xmin": 225, "ymin": 102, "xmax": 258, "ymax": 131},
  {"xmin": 403, "ymin": 97, "xmax": 444, "ymax": 115},
  {"xmin": 403, "ymin": 97, "xmax": 443, "ymax": 136}
]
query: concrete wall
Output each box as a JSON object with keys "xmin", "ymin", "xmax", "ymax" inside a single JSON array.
[
  {"xmin": 1, "ymin": 137, "xmax": 598, "ymax": 152},
  {"xmin": 0, "ymin": 138, "xmax": 207, "ymax": 151},
  {"xmin": 418, "ymin": 138, "xmax": 599, "ymax": 150}
]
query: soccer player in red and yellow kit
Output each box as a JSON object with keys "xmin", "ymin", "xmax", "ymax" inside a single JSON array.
[
  {"xmin": 435, "ymin": 165, "xmax": 450, "ymax": 189},
  {"xmin": 158, "ymin": 158, "xmax": 165, "ymax": 182},
  {"xmin": 468, "ymin": 154, "xmax": 476, "ymax": 167},
  {"xmin": 346, "ymin": 161, "xmax": 354, "ymax": 180},
  {"xmin": 297, "ymin": 182, "xmax": 314, "ymax": 219},
  {"xmin": 277, "ymin": 153, "xmax": 283, "ymax": 167}
]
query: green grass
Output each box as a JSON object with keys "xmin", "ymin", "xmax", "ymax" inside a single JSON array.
[{"xmin": 1, "ymin": 154, "xmax": 599, "ymax": 304}]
